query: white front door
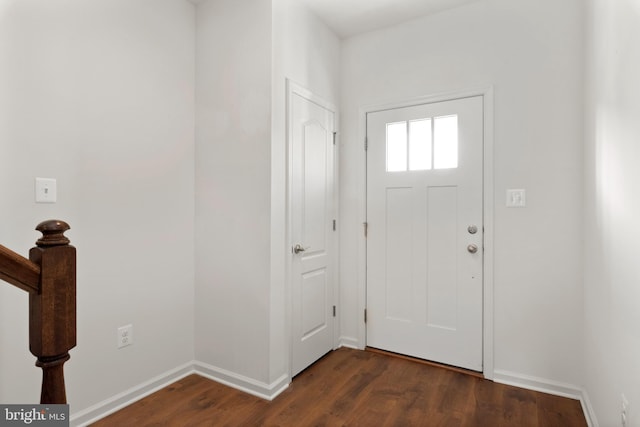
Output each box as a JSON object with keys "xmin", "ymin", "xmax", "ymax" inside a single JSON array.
[
  {"xmin": 290, "ymin": 85, "xmax": 336, "ymax": 377},
  {"xmin": 366, "ymin": 96, "xmax": 484, "ymax": 371}
]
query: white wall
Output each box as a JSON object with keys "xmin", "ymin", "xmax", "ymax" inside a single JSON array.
[
  {"xmin": 339, "ymin": 0, "xmax": 585, "ymax": 386},
  {"xmin": 271, "ymin": 0, "xmax": 341, "ymax": 383},
  {"xmin": 0, "ymin": 0, "xmax": 196, "ymax": 414},
  {"xmin": 194, "ymin": 0, "xmax": 273, "ymax": 385},
  {"xmin": 1, "ymin": 0, "xmax": 607, "ymax": 421},
  {"xmin": 194, "ymin": 0, "xmax": 341, "ymax": 391},
  {"xmin": 584, "ymin": 0, "xmax": 640, "ymax": 425}
]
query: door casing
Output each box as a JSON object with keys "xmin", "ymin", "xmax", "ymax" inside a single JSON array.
[{"xmin": 357, "ymin": 87, "xmax": 495, "ymax": 378}]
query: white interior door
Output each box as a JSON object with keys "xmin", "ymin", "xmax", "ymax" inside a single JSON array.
[
  {"xmin": 290, "ymin": 87, "xmax": 336, "ymax": 377},
  {"xmin": 366, "ymin": 96, "xmax": 483, "ymax": 371}
]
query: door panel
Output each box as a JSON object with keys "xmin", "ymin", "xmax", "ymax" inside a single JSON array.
[
  {"xmin": 427, "ymin": 185, "xmax": 458, "ymax": 330},
  {"xmin": 366, "ymin": 96, "xmax": 483, "ymax": 371},
  {"xmin": 291, "ymin": 90, "xmax": 335, "ymax": 377},
  {"xmin": 384, "ymin": 187, "xmax": 413, "ymax": 321},
  {"xmin": 302, "ymin": 269, "xmax": 327, "ymax": 337},
  {"xmin": 303, "ymin": 122, "xmax": 328, "ymax": 253}
]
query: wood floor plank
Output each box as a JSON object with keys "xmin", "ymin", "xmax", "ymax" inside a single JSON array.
[
  {"xmin": 470, "ymin": 375, "xmax": 508, "ymax": 426},
  {"xmin": 91, "ymin": 348, "xmax": 587, "ymax": 427},
  {"xmin": 536, "ymin": 391, "xmax": 589, "ymax": 427}
]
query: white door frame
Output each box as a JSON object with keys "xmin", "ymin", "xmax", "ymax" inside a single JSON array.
[
  {"xmin": 357, "ymin": 87, "xmax": 495, "ymax": 379},
  {"xmin": 285, "ymin": 79, "xmax": 340, "ymax": 379}
]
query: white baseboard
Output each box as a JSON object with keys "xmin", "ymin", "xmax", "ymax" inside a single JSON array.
[
  {"xmin": 70, "ymin": 362, "xmax": 195, "ymax": 427},
  {"xmin": 580, "ymin": 388, "xmax": 599, "ymax": 427},
  {"xmin": 338, "ymin": 336, "xmax": 360, "ymax": 349},
  {"xmin": 194, "ymin": 361, "xmax": 289, "ymax": 401},
  {"xmin": 493, "ymin": 369, "xmax": 598, "ymax": 427}
]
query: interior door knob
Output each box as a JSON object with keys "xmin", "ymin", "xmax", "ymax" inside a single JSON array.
[
  {"xmin": 293, "ymin": 244, "xmax": 308, "ymax": 254},
  {"xmin": 467, "ymin": 244, "xmax": 478, "ymax": 254}
]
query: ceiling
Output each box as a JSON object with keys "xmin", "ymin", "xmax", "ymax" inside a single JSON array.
[{"xmin": 299, "ymin": 0, "xmax": 481, "ymax": 38}]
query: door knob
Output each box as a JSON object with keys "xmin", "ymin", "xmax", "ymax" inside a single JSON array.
[
  {"xmin": 293, "ymin": 244, "xmax": 308, "ymax": 254},
  {"xmin": 467, "ymin": 244, "xmax": 478, "ymax": 254}
]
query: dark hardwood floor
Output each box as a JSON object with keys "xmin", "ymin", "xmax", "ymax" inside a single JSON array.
[{"xmin": 92, "ymin": 348, "xmax": 587, "ymax": 426}]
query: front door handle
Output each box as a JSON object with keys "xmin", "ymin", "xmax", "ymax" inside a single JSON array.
[{"xmin": 467, "ymin": 244, "xmax": 478, "ymax": 254}]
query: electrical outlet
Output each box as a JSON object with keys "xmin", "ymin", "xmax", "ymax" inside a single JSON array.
[
  {"xmin": 117, "ymin": 324, "xmax": 133, "ymax": 349},
  {"xmin": 622, "ymin": 393, "xmax": 629, "ymax": 427}
]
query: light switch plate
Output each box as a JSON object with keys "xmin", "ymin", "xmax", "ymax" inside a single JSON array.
[
  {"xmin": 35, "ymin": 178, "xmax": 57, "ymax": 203},
  {"xmin": 506, "ymin": 189, "xmax": 526, "ymax": 207}
]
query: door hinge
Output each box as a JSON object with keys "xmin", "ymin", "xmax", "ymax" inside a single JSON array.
[
  {"xmin": 364, "ymin": 222, "xmax": 368, "ymax": 237},
  {"xmin": 364, "ymin": 309, "xmax": 367, "ymax": 323},
  {"xmin": 333, "ymin": 131, "xmax": 337, "ymax": 145},
  {"xmin": 364, "ymin": 137, "xmax": 368, "ymax": 151},
  {"xmin": 333, "ymin": 219, "xmax": 336, "ymax": 231},
  {"xmin": 333, "ymin": 305, "xmax": 336, "ymax": 317}
]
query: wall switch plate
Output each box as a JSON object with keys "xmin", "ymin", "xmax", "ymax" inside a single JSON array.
[
  {"xmin": 35, "ymin": 178, "xmax": 57, "ymax": 203},
  {"xmin": 506, "ymin": 189, "xmax": 526, "ymax": 207},
  {"xmin": 117, "ymin": 324, "xmax": 134, "ymax": 349}
]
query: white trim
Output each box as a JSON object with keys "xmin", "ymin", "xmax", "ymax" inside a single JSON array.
[
  {"xmin": 70, "ymin": 362, "xmax": 194, "ymax": 427},
  {"xmin": 580, "ymin": 389, "xmax": 599, "ymax": 427},
  {"xmin": 333, "ymin": 111, "xmax": 341, "ymax": 352},
  {"xmin": 338, "ymin": 336, "xmax": 360, "ymax": 349},
  {"xmin": 494, "ymin": 370, "xmax": 598, "ymax": 427},
  {"xmin": 357, "ymin": 86, "xmax": 495, "ymax": 375},
  {"xmin": 494, "ymin": 369, "xmax": 583, "ymax": 400},
  {"xmin": 285, "ymin": 79, "xmax": 340, "ymax": 378},
  {"xmin": 481, "ymin": 88, "xmax": 495, "ymax": 380},
  {"xmin": 194, "ymin": 361, "xmax": 289, "ymax": 401}
]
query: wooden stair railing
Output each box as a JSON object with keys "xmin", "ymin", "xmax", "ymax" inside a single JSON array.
[{"xmin": 0, "ymin": 220, "xmax": 76, "ymax": 404}]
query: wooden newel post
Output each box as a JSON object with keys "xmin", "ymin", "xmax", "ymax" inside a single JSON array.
[{"xmin": 28, "ymin": 220, "xmax": 76, "ymax": 404}]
